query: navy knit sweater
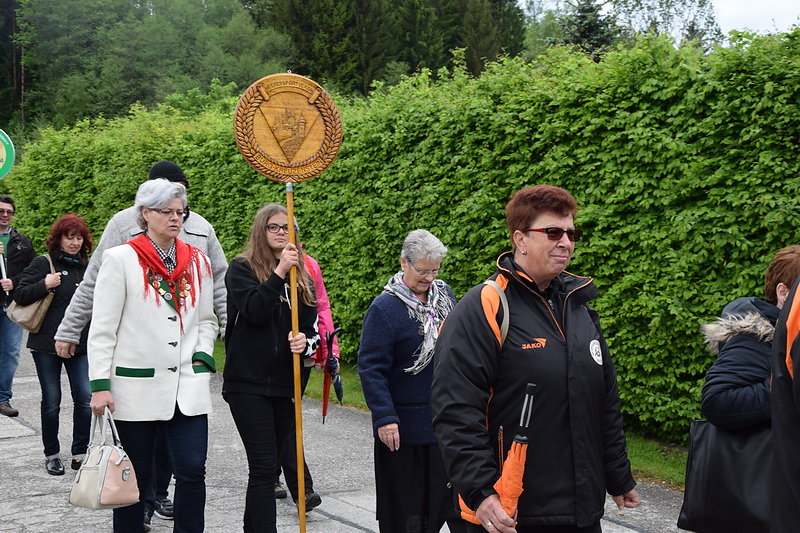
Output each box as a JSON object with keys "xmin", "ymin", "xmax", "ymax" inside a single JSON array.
[{"xmin": 357, "ymin": 285, "xmax": 455, "ymax": 445}]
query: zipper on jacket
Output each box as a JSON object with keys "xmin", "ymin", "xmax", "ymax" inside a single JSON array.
[
  {"xmin": 519, "ymin": 283, "xmax": 566, "ymax": 341},
  {"xmin": 560, "ymin": 278, "xmax": 593, "ymax": 331},
  {"xmin": 497, "ymin": 267, "xmax": 592, "ymax": 342}
]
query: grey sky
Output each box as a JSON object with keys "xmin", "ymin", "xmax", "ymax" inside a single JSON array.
[{"xmin": 713, "ymin": 0, "xmax": 800, "ymax": 34}]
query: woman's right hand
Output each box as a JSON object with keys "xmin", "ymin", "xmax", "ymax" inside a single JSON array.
[
  {"xmin": 44, "ymin": 272, "xmax": 61, "ymax": 290},
  {"xmin": 90, "ymin": 391, "xmax": 115, "ymax": 416},
  {"xmin": 377, "ymin": 423, "xmax": 400, "ymax": 451},
  {"xmin": 275, "ymin": 243, "xmax": 300, "ymax": 279}
]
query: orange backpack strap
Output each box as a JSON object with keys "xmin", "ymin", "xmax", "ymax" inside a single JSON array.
[{"xmin": 483, "ymin": 279, "xmax": 509, "ymax": 344}]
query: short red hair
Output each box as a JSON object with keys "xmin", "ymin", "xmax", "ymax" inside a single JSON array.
[
  {"xmin": 765, "ymin": 246, "xmax": 800, "ymax": 304},
  {"xmin": 505, "ymin": 185, "xmax": 578, "ymax": 244},
  {"xmin": 46, "ymin": 214, "xmax": 93, "ymax": 257}
]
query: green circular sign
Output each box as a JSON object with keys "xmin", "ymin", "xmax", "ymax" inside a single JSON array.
[{"xmin": 0, "ymin": 130, "xmax": 15, "ymax": 179}]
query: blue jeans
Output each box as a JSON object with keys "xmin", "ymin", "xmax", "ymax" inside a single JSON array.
[
  {"xmin": 0, "ymin": 308, "xmax": 24, "ymax": 403},
  {"xmin": 113, "ymin": 409, "xmax": 208, "ymax": 533},
  {"xmin": 31, "ymin": 351, "xmax": 91, "ymax": 457}
]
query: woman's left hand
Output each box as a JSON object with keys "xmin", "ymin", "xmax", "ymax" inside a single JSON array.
[
  {"xmin": 288, "ymin": 331, "xmax": 307, "ymax": 354},
  {"xmin": 44, "ymin": 272, "xmax": 62, "ymax": 290},
  {"xmin": 476, "ymin": 494, "xmax": 517, "ymax": 533},
  {"xmin": 611, "ymin": 489, "xmax": 642, "ymax": 512}
]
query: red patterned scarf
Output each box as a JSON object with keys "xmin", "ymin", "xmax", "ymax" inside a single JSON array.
[{"xmin": 126, "ymin": 233, "xmax": 211, "ymax": 331}]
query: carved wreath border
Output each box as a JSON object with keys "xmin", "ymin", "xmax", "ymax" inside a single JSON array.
[{"xmin": 234, "ymin": 83, "xmax": 343, "ymax": 183}]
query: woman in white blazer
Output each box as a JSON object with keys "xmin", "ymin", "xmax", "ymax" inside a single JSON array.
[{"xmin": 88, "ymin": 178, "xmax": 218, "ymax": 533}]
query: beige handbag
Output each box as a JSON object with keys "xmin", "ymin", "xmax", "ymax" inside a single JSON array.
[
  {"xmin": 69, "ymin": 408, "xmax": 139, "ymax": 510},
  {"xmin": 7, "ymin": 254, "xmax": 55, "ymax": 333}
]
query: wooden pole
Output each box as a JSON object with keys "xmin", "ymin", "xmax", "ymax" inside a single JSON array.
[{"xmin": 286, "ymin": 182, "xmax": 307, "ymax": 531}]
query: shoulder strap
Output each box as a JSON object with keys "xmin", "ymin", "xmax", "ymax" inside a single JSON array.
[
  {"xmin": 45, "ymin": 254, "xmax": 55, "ymax": 274},
  {"xmin": 483, "ymin": 279, "xmax": 509, "ymax": 344}
]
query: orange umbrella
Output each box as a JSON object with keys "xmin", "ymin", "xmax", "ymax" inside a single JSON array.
[{"xmin": 460, "ymin": 384, "xmax": 536, "ymax": 524}]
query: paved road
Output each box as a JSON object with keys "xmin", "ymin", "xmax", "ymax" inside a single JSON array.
[{"xmin": 0, "ymin": 343, "xmax": 688, "ymax": 532}]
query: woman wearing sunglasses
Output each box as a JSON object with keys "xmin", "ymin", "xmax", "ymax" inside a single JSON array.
[{"xmin": 432, "ymin": 185, "xmax": 640, "ymax": 533}]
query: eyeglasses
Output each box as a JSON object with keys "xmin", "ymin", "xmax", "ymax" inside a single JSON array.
[
  {"xmin": 266, "ymin": 224, "xmax": 299, "ymax": 234},
  {"xmin": 0, "ymin": 209, "xmax": 14, "ymax": 216},
  {"xmin": 526, "ymin": 227, "xmax": 583, "ymax": 242},
  {"xmin": 152, "ymin": 208, "xmax": 186, "ymax": 218},
  {"xmin": 410, "ymin": 263, "xmax": 440, "ymax": 277}
]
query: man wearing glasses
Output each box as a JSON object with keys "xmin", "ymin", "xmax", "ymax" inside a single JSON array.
[
  {"xmin": 0, "ymin": 194, "xmax": 36, "ymax": 417},
  {"xmin": 53, "ymin": 161, "xmax": 227, "ymax": 529}
]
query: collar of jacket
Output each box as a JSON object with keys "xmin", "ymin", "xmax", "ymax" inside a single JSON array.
[
  {"xmin": 495, "ymin": 251, "xmax": 599, "ymax": 306},
  {"xmin": 6, "ymin": 227, "xmax": 21, "ymax": 243}
]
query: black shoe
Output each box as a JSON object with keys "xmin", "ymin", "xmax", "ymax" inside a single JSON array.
[
  {"xmin": 0, "ymin": 401, "xmax": 18, "ymax": 417},
  {"xmin": 70, "ymin": 459, "xmax": 82, "ymax": 471},
  {"xmin": 275, "ymin": 481, "xmax": 288, "ymax": 499},
  {"xmin": 295, "ymin": 491, "xmax": 322, "ymax": 512},
  {"xmin": 153, "ymin": 497, "xmax": 174, "ymax": 520},
  {"xmin": 45, "ymin": 458, "xmax": 65, "ymax": 476}
]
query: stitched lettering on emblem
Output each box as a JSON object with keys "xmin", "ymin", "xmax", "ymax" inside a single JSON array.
[{"xmin": 522, "ymin": 338, "xmax": 548, "ymax": 350}]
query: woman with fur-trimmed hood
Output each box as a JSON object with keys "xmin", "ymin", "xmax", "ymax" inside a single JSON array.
[{"xmin": 701, "ymin": 246, "xmax": 800, "ymax": 430}]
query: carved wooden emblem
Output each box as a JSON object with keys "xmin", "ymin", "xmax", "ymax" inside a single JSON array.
[{"xmin": 234, "ymin": 73, "xmax": 342, "ymax": 183}]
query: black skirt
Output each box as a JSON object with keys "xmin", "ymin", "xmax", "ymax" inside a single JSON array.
[{"xmin": 374, "ymin": 439, "xmax": 464, "ymax": 533}]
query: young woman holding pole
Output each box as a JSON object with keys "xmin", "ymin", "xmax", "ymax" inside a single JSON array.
[{"xmin": 223, "ymin": 203, "xmax": 319, "ymax": 533}]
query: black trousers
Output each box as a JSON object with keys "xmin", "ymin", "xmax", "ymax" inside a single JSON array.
[
  {"xmin": 374, "ymin": 440, "xmax": 467, "ymax": 533},
  {"xmin": 144, "ymin": 426, "xmax": 173, "ymax": 509},
  {"xmin": 226, "ymin": 392, "xmax": 294, "ymax": 533},
  {"xmin": 465, "ymin": 522, "xmax": 602, "ymax": 533},
  {"xmin": 279, "ymin": 366, "xmax": 313, "ymax": 499},
  {"xmin": 113, "ymin": 410, "xmax": 208, "ymax": 533}
]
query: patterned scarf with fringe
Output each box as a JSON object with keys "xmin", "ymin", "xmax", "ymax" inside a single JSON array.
[{"xmin": 383, "ymin": 272, "xmax": 454, "ymax": 374}]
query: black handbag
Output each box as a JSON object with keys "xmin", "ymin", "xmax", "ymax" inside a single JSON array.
[{"xmin": 677, "ymin": 420, "xmax": 771, "ymax": 532}]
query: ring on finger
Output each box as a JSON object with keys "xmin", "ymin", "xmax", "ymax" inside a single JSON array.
[{"xmin": 485, "ymin": 522, "xmax": 493, "ymax": 529}]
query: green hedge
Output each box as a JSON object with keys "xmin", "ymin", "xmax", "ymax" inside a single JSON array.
[{"xmin": 6, "ymin": 31, "xmax": 800, "ymax": 442}]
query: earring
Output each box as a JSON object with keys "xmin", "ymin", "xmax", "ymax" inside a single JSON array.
[{"xmin": 521, "ymin": 250, "xmax": 527, "ymax": 255}]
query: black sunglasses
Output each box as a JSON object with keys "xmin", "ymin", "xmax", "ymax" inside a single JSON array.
[{"xmin": 526, "ymin": 227, "xmax": 583, "ymax": 242}]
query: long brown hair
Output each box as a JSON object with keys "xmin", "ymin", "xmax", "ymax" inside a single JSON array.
[{"xmin": 237, "ymin": 203, "xmax": 315, "ymax": 306}]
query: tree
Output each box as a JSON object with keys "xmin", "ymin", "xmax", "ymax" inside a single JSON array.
[
  {"xmin": 0, "ymin": 0, "xmax": 22, "ymax": 124},
  {"xmin": 12, "ymin": 0, "xmax": 292, "ymax": 126},
  {"xmin": 393, "ymin": 0, "xmax": 445, "ymax": 70},
  {"xmin": 432, "ymin": 0, "xmax": 466, "ymax": 56},
  {"xmin": 558, "ymin": 0, "xmax": 619, "ymax": 60},
  {"xmin": 491, "ymin": 0, "xmax": 526, "ymax": 56},
  {"xmin": 523, "ymin": 1, "xmax": 567, "ymax": 60},
  {"xmin": 461, "ymin": 0, "xmax": 500, "ymax": 74},
  {"xmin": 612, "ymin": 0, "xmax": 722, "ymax": 47}
]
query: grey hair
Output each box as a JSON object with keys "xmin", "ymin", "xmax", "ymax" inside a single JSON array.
[
  {"xmin": 134, "ymin": 178, "xmax": 188, "ymax": 230},
  {"xmin": 401, "ymin": 229, "xmax": 447, "ymax": 263}
]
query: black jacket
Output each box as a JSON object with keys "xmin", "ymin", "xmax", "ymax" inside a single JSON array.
[
  {"xmin": 222, "ymin": 258, "xmax": 319, "ymax": 397},
  {"xmin": 14, "ymin": 252, "xmax": 89, "ymax": 354},
  {"xmin": 432, "ymin": 252, "xmax": 635, "ymax": 527},
  {"xmin": 701, "ymin": 297, "xmax": 777, "ymax": 430},
  {"xmin": 770, "ymin": 279, "xmax": 800, "ymax": 532},
  {"xmin": 2, "ymin": 227, "xmax": 35, "ymax": 307}
]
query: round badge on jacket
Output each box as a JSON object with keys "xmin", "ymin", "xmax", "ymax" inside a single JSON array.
[{"xmin": 589, "ymin": 339, "xmax": 603, "ymax": 365}]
